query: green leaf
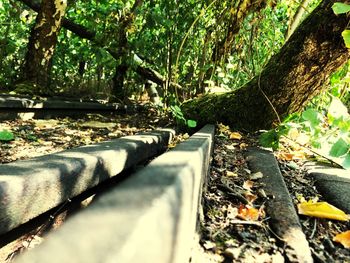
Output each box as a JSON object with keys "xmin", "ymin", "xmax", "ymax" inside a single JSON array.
[
  {"xmin": 329, "ymin": 137, "xmax": 349, "ymax": 157},
  {"xmin": 187, "ymin": 119, "xmax": 197, "ymax": 128},
  {"xmin": 328, "ymin": 97, "xmax": 349, "ymax": 119},
  {"xmin": 341, "ymin": 30, "xmax": 350, "ymax": 48},
  {"xmin": 302, "ymin": 109, "xmax": 321, "ymax": 127},
  {"xmin": 342, "ymin": 154, "xmax": 350, "ymax": 170},
  {"xmin": 0, "ymin": 130, "xmax": 14, "ymax": 141},
  {"xmin": 259, "ymin": 130, "xmax": 279, "ymax": 150},
  {"xmin": 332, "ymin": 3, "xmax": 350, "ymax": 15}
]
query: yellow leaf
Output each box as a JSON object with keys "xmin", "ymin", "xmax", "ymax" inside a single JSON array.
[
  {"xmin": 182, "ymin": 133, "xmax": 190, "ymax": 140},
  {"xmin": 277, "ymin": 151, "xmax": 306, "ymax": 161},
  {"xmin": 229, "ymin": 132, "xmax": 242, "ymax": 140},
  {"xmin": 239, "ymin": 143, "xmax": 248, "ymax": 149},
  {"xmin": 333, "ymin": 230, "xmax": 350, "ymax": 248},
  {"xmin": 244, "ymin": 191, "xmax": 258, "ymax": 203},
  {"xmin": 218, "ymin": 123, "xmax": 230, "ymax": 133},
  {"xmin": 288, "ymin": 127, "xmax": 299, "ymax": 140},
  {"xmin": 226, "ymin": 171, "xmax": 238, "ymax": 177},
  {"xmin": 238, "ymin": 204, "xmax": 260, "ymax": 221},
  {"xmin": 298, "ymin": 202, "xmax": 349, "ymax": 221},
  {"xmin": 243, "ymin": 180, "xmax": 254, "ymax": 191},
  {"xmin": 295, "ymin": 193, "xmax": 306, "ymax": 203}
]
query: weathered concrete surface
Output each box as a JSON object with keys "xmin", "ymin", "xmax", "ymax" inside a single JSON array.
[
  {"xmin": 245, "ymin": 148, "xmax": 313, "ymax": 263},
  {"xmin": 16, "ymin": 125, "xmax": 215, "ymax": 263},
  {"xmin": 305, "ymin": 163, "xmax": 350, "ymax": 213},
  {"xmin": 0, "ymin": 95, "xmax": 139, "ymax": 120},
  {"xmin": 0, "ymin": 129, "xmax": 174, "ymax": 235}
]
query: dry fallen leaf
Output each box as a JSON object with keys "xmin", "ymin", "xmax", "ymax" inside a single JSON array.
[
  {"xmin": 226, "ymin": 171, "xmax": 238, "ymax": 177},
  {"xmin": 239, "ymin": 143, "xmax": 248, "ymax": 149},
  {"xmin": 229, "ymin": 132, "xmax": 242, "ymax": 140},
  {"xmin": 333, "ymin": 230, "xmax": 350, "ymax": 248},
  {"xmin": 218, "ymin": 123, "xmax": 230, "ymax": 134},
  {"xmin": 250, "ymin": 172, "xmax": 263, "ymax": 180},
  {"xmin": 277, "ymin": 151, "xmax": 306, "ymax": 161},
  {"xmin": 298, "ymin": 201, "xmax": 349, "ymax": 221},
  {"xmin": 243, "ymin": 180, "xmax": 254, "ymax": 191},
  {"xmin": 244, "ymin": 191, "xmax": 258, "ymax": 203},
  {"xmin": 237, "ymin": 204, "xmax": 260, "ymax": 221}
]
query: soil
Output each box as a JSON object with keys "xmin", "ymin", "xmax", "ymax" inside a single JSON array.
[{"xmin": 0, "ymin": 112, "xmax": 349, "ymax": 262}]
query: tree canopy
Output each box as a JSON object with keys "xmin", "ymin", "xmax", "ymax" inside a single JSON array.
[{"xmin": 0, "ymin": 0, "xmax": 315, "ymax": 98}]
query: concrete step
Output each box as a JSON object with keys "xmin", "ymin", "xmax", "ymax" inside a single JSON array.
[
  {"xmin": 0, "ymin": 95, "xmax": 140, "ymax": 120},
  {"xmin": 15, "ymin": 124, "xmax": 215, "ymax": 263},
  {"xmin": 0, "ymin": 129, "xmax": 174, "ymax": 235},
  {"xmin": 245, "ymin": 148, "xmax": 313, "ymax": 263},
  {"xmin": 305, "ymin": 162, "xmax": 350, "ymax": 213}
]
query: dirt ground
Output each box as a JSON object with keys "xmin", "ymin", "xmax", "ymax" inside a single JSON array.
[{"xmin": 0, "ymin": 111, "xmax": 349, "ymax": 262}]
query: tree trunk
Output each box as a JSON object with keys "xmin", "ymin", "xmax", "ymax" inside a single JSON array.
[
  {"xmin": 20, "ymin": 0, "xmax": 182, "ymax": 98},
  {"xmin": 20, "ymin": 0, "xmax": 67, "ymax": 93},
  {"xmin": 183, "ymin": 0, "xmax": 350, "ymax": 131}
]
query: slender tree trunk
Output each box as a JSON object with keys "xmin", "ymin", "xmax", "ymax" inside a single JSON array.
[
  {"xmin": 20, "ymin": 0, "xmax": 67, "ymax": 93},
  {"xmin": 20, "ymin": 0, "xmax": 182, "ymax": 98},
  {"xmin": 183, "ymin": 0, "xmax": 350, "ymax": 131},
  {"xmin": 285, "ymin": 0, "xmax": 312, "ymax": 41},
  {"xmin": 111, "ymin": 0, "xmax": 143, "ymax": 100},
  {"xmin": 211, "ymin": 0, "xmax": 266, "ymax": 65}
]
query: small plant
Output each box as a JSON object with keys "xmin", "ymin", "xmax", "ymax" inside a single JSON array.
[
  {"xmin": 169, "ymin": 104, "xmax": 197, "ymax": 128},
  {"xmin": 0, "ymin": 130, "xmax": 14, "ymax": 141},
  {"xmin": 260, "ymin": 96, "xmax": 350, "ymax": 169}
]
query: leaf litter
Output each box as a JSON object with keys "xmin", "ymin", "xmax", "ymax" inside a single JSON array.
[
  {"xmin": 191, "ymin": 124, "xmax": 350, "ymax": 263},
  {"xmin": 1, "ymin": 118, "xmax": 350, "ymax": 262}
]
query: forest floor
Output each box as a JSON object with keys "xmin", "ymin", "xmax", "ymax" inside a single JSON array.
[{"xmin": 0, "ymin": 109, "xmax": 349, "ymax": 262}]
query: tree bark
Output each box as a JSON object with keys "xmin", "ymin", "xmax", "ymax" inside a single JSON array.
[
  {"xmin": 20, "ymin": 0, "xmax": 67, "ymax": 91},
  {"xmin": 183, "ymin": 0, "xmax": 350, "ymax": 131}
]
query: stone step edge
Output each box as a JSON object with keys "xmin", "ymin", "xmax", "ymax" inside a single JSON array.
[
  {"xmin": 245, "ymin": 148, "xmax": 313, "ymax": 263},
  {"xmin": 0, "ymin": 129, "xmax": 174, "ymax": 235},
  {"xmin": 0, "ymin": 95, "xmax": 131, "ymax": 110},
  {"xmin": 16, "ymin": 124, "xmax": 215, "ymax": 263}
]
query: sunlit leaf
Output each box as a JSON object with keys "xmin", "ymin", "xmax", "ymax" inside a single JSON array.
[
  {"xmin": 187, "ymin": 119, "xmax": 197, "ymax": 128},
  {"xmin": 341, "ymin": 29, "xmax": 350, "ymax": 48},
  {"xmin": 332, "ymin": 3, "xmax": 350, "ymax": 14},
  {"xmin": 237, "ymin": 204, "xmax": 260, "ymax": 221},
  {"xmin": 229, "ymin": 132, "xmax": 242, "ymax": 140},
  {"xmin": 298, "ymin": 201, "xmax": 349, "ymax": 221},
  {"xmin": 0, "ymin": 130, "xmax": 14, "ymax": 141},
  {"xmin": 288, "ymin": 127, "xmax": 299, "ymax": 140},
  {"xmin": 342, "ymin": 153, "xmax": 350, "ymax": 170},
  {"xmin": 244, "ymin": 191, "xmax": 258, "ymax": 203},
  {"xmin": 218, "ymin": 123, "xmax": 230, "ymax": 134},
  {"xmin": 226, "ymin": 171, "xmax": 238, "ymax": 177},
  {"xmin": 329, "ymin": 137, "xmax": 349, "ymax": 157},
  {"xmin": 302, "ymin": 108, "xmax": 321, "ymax": 127},
  {"xmin": 328, "ymin": 97, "xmax": 349, "ymax": 119},
  {"xmin": 243, "ymin": 180, "xmax": 254, "ymax": 190},
  {"xmin": 250, "ymin": 171, "xmax": 263, "ymax": 180},
  {"xmin": 259, "ymin": 130, "xmax": 279, "ymax": 150},
  {"xmin": 333, "ymin": 230, "xmax": 350, "ymax": 248}
]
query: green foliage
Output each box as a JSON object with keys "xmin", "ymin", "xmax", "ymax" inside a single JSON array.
[
  {"xmin": 332, "ymin": 2, "xmax": 350, "ymax": 14},
  {"xmin": 0, "ymin": 130, "xmax": 14, "ymax": 141},
  {"xmin": 259, "ymin": 129, "xmax": 280, "ymax": 150},
  {"xmin": 169, "ymin": 104, "xmax": 197, "ymax": 128},
  {"xmin": 260, "ymin": 63, "xmax": 350, "ymax": 169},
  {"xmin": 332, "ymin": 3, "xmax": 350, "ymax": 48},
  {"xmin": 341, "ymin": 30, "xmax": 350, "ymax": 48}
]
